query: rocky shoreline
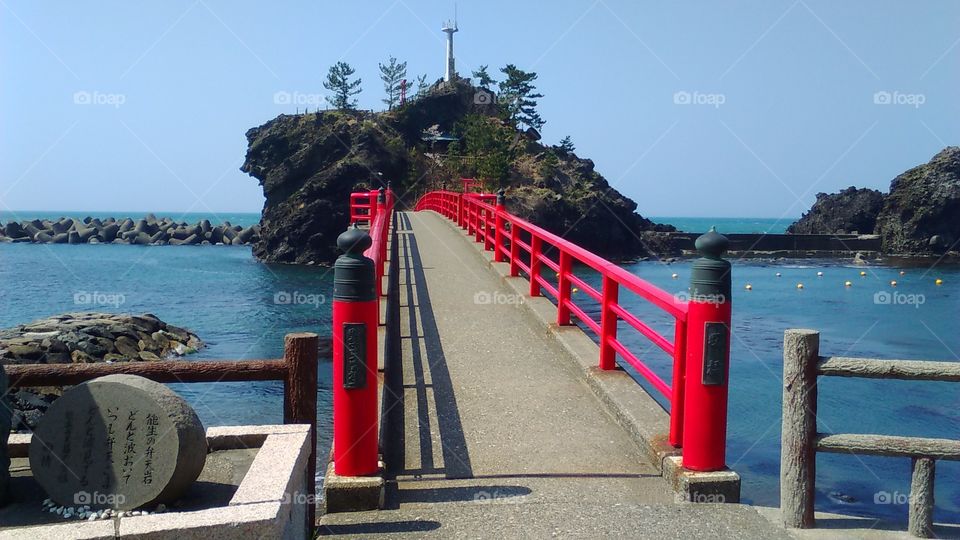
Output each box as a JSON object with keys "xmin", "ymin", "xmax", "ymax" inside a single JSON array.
[
  {"xmin": 0, "ymin": 215, "xmax": 260, "ymax": 246},
  {"xmin": 0, "ymin": 312, "xmax": 203, "ymax": 430}
]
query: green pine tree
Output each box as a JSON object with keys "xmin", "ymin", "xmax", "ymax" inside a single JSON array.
[
  {"xmin": 323, "ymin": 61, "xmax": 362, "ymax": 110},
  {"xmin": 499, "ymin": 64, "xmax": 544, "ymax": 130},
  {"xmin": 415, "ymin": 74, "xmax": 430, "ymax": 98},
  {"xmin": 472, "ymin": 65, "xmax": 496, "ymax": 89},
  {"xmin": 379, "ymin": 56, "xmax": 407, "ymax": 110}
]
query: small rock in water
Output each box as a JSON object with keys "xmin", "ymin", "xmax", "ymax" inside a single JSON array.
[{"xmin": 828, "ymin": 491, "xmax": 856, "ymax": 504}]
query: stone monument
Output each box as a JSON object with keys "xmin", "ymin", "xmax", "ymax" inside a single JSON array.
[
  {"xmin": 28, "ymin": 374, "xmax": 207, "ymax": 510},
  {"xmin": 0, "ymin": 364, "xmax": 9, "ymax": 506}
]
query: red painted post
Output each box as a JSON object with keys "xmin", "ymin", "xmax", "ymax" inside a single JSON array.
[
  {"xmin": 494, "ymin": 190, "xmax": 506, "ymax": 262},
  {"xmin": 669, "ymin": 320, "xmax": 687, "ymax": 447},
  {"xmin": 332, "ymin": 225, "xmax": 379, "ymax": 476},
  {"xmin": 483, "ymin": 204, "xmax": 493, "ymax": 251},
  {"xmin": 509, "ymin": 221, "xmax": 519, "ymax": 277},
  {"xmin": 529, "ymin": 235, "xmax": 542, "ymax": 297},
  {"xmin": 475, "ymin": 206, "xmax": 483, "ymax": 243},
  {"xmin": 682, "ymin": 228, "xmax": 732, "ymax": 471},
  {"xmin": 599, "ymin": 275, "xmax": 618, "ymax": 370},
  {"xmin": 458, "ymin": 193, "xmax": 465, "ymax": 229},
  {"xmin": 368, "ymin": 190, "xmax": 378, "ymax": 226},
  {"xmin": 376, "ymin": 188, "xmax": 387, "ymax": 295},
  {"xmin": 557, "ymin": 251, "xmax": 572, "ymax": 325},
  {"xmin": 467, "ymin": 200, "xmax": 474, "ymax": 235}
]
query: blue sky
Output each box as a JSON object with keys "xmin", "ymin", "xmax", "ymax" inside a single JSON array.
[{"xmin": 2, "ymin": 1, "xmax": 957, "ymax": 218}]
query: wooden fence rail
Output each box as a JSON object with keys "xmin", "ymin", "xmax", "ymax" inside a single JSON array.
[
  {"xmin": 781, "ymin": 329, "xmax": 958, "ymax": 538},
  {"xmin": 4, "ymin": 332, "xmax": 319, "ymax": 532}
]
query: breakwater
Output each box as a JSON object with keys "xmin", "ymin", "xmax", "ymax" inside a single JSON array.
[
  {"xmin": 0, "ymin": 215, "xmax": 260, "ymax": 246},
  {"xmin": 666, "ymin": 232, "xmax": 881, "ymax": 257}
]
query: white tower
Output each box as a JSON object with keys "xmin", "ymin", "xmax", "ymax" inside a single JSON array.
[{"xmin": 441, "ymin": 12, "xmax": 458, "ymax": 83}]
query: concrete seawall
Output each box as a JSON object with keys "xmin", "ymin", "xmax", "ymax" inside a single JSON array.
[{"xmin": 666, "ymin": 232, "xmax": 881, "ymax": 257}]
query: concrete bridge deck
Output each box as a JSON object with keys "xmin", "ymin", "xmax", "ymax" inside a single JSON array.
[{"xmin": 318, "ymin": 211, "xmax": 786, "ymax": 538}]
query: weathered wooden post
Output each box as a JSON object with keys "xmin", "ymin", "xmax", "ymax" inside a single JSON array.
[
  {"xmin": 781, "ymin": 329, "xmax": 820, "ymax": 528},
  {"xmin": 0, "ymin": 364, "xmax": 9, "ymax": 507},
  {"xmin": 282, "ymin": 332, "xmax": 319, "ymax": 532},
  {"xmin": 909, "ymin": 457, "xmax": 935, "ymax": 538}
]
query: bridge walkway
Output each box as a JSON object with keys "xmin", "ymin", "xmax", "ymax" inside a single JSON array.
[{"xmin": 318, "ymin": 210, "xmax": 785, "ymax": 538}]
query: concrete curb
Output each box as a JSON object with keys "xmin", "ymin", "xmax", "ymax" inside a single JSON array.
[
  {"xmin": 321, "ymin": 459, "xmax": 386, "ymax": 513},
  {"xmin": 430, "ymin": 213, "xmax": 741, "ymax": 504}
]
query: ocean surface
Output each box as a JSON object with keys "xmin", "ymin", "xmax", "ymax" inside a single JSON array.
[
  {"xmin": 1, "ymin": 221, "xmax": 957, "ymax": 524},
  {"xmin": 651, "ymin": 216, "xmax": 795, "ymax": 234}
]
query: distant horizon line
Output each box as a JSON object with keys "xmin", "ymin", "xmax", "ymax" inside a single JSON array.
[{"xmin": 0, "ymin": 210, "xmax": 800, "ymax": 220}]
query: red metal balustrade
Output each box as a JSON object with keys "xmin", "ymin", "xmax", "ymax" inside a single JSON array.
[
  {"xmin": 415, "ymin": 190, "xmax": 700, "ymax": 452},
  {"xmin": 349, "ymin": 190, "xmax": 379, "ymax": 226},
  {"xmin": 350, "ymin": 189, "xmax": 393, "ymax": 298}
]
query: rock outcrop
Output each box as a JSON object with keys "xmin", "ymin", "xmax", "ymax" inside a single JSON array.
[
  {"xmin": 241, "ymin": 112, "xmax": 407, "ymax": 264},
  {"xmin": 0, "ymin": 215, "xmax": 259, "ymax": 246},
  {"xmin": 242, "ymin": 80, "xmax": 673, "ymax": 264},
  {"xmin": 0, "ymin": 312, "xmax": 204, "ymax": 430},
  {"xmin": 875, "ymin": 147, "xmax": 960, "ymax": 255},
  {"xmin": 0, "ymin": 312, "xmax": 203, "ymax": 365},
  {"xmin": 786, "ymin": 187, "xmax": 885, "ymax": 235},
  {"xmin": 787, "ymin": 147, "xmax": 960, "ymax": 257}
]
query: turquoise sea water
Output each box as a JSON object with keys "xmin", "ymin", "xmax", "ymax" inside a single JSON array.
[
  {"xmin": 652, "ymin": 216, "xmax": 795, "ymax": 234},
  {"xmin": 1, "ymin": 224, "xmax": 957, "ymax": 524}
]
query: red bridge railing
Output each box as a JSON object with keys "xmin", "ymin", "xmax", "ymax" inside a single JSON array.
[
  {"xmin": 349, "ymin": 190, "xmax": 379, "ymax": 226},
  {"xmin": 350, "ymin": 188, "xmax": 393, "ymax": 297},
  {"xmin": 415, "ymin": 190, "xmax": 733, "ymax": 471}
]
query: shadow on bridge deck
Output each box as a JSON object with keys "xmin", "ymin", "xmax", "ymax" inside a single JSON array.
[{"xmin": 319, "ymin": 211, "xmax": 789, "ymax": 538}]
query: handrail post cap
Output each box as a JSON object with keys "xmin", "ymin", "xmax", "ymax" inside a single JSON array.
[
  {"xmin": 785, "ymin": 329, "xmax": 820, "ymax": 337},
  {"xmin": 695, "ymin": 226, "xmax": 729, "ymax": 259},
  {"xmin": 337, "ymin": 225, "xmax": 372, "ymax": 256}
]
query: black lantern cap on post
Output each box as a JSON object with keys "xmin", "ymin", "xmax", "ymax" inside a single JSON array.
[
  {"xmin": 689, "ymin": 227, "xmax": 731, "ymax": 301},
  {"xmin": 334, "ymin": 224, "xmax": 376, "ymax": 302}
]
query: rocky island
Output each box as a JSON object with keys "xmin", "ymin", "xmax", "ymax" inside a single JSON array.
[
  {"xmin": 789, "ymin": 147, "xmax": 960, "ymax": 257},
  {"xmin": 241, "ymin": 79, "xmax": 674, "ymax": 265}
]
